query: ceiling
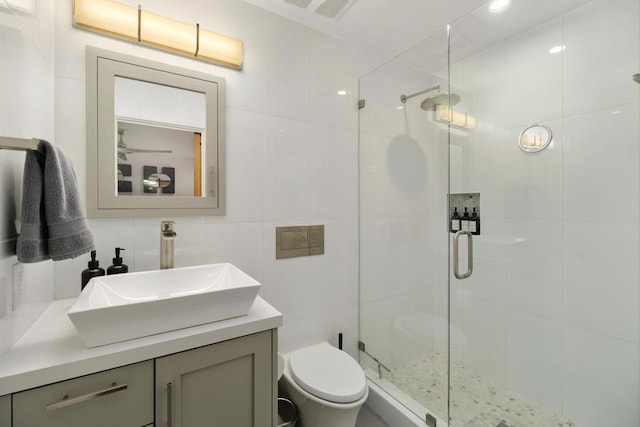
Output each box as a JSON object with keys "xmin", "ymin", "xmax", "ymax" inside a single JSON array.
[
  {"xmin": 242, "ymin": 0, "xmax": 486, "ymax": 58},
  {"xmin": 243, "ymin": 0, "xmax": 593, "ymax": 68}
]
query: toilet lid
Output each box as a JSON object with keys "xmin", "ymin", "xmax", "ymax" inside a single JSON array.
[{"xmin": 289, "ymin": 343, "xmax": 367, "ymax": 404}]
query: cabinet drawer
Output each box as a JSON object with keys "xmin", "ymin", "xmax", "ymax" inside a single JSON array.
[
  {"xmin": 13, "ymin": 360, "xmax": 153, "ymax": 427},
  {"xmin": 0, "ymin": 394, "xmax": 10, "ymax": 427}
]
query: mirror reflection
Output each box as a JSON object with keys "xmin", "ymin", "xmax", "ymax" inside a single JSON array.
[
  {"xmin": 518, "ymin": 124, "xmax": 552, "ymax": 153},
  {"xmin": 87, "ymin": 46, "xmax": 226, "ymax": 217}
]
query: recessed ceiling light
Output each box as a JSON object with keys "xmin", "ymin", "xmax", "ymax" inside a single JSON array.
[
  {"xmin": 548, "ymin": 45, "xmax": 566, "ymax": 54},
  {"xmin": 337, "ymin": 89, "xmax": 347, "ymax": 96},
  {"xmin": 489, "ymin": 0, "xmax": 511, "ymax": 13}
]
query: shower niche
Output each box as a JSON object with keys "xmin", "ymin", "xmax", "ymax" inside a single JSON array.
[{"xmin": 448, "ymin": 192, "xmax": 480, "ymax": 235}]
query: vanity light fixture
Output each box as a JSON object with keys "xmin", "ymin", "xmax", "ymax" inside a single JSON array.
[
  {"xmin": 435, "ymin": 104, "xmax": 478, "ymax": 130},
  {"xmin": 72, "ymin": 0, "xmax": 244, "ymax": 69}
]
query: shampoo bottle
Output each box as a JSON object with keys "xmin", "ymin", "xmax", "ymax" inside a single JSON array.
[
  {"xmin": 107, "ymin": 247, "xmax": 129, "ymax": 275},
  {"xmin": 81, "ymin": 250, "xmax": 105, "ymax": 290}
]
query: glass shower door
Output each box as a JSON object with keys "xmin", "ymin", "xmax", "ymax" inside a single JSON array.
[
  {"xmin": 447, "ymin": 0, "xmax": 640, "ymax": 426},
  {"xmin": 358, "ymin": 28, "xmax": 451, "ymax": 424}
]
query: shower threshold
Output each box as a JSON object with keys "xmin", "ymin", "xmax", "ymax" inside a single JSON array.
[{"xmin": 379, "ymin": 352, "xmax": 577, "ymax": 427}]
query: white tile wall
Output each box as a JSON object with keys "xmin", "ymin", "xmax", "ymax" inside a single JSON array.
[
  {"xmin": 360, "ymin": 0, "xmax": 639, "ymax": 425},
  {"xmin": 0, "ymin": 0, "xmax": 55, "ymax": 356},
  {"xmin": 48, "ymin": 0, "xmax": 387, "ymax": 358},
  {"xmin": 563, "ymin": 325, "xmax": 639, "ymax": 426}
]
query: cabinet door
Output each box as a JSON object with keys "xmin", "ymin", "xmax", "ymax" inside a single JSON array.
[
  {"xmin": 13, "ymin": 360, "xmax": 153, "ymax": 427},
  {"xmin": 156, "ymin": 330, "xmax": 274, "ymax": 427},
  {"xmin": 0, "ymin": 394, "xmax": 10, "ymax": 427}
]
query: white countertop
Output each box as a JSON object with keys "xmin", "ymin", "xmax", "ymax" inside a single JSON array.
[{"xmin": 0, "ymin": 296, "xmax": 282, "ymax": 395}]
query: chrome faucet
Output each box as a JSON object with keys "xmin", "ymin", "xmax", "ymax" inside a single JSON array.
[{"xmin": 160, "ymin": 221, "xmax": 176, "ymax": 269}]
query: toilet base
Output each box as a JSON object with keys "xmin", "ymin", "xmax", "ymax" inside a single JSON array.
[{"xmin": 280, "ymin": 372, "xmax": 367, "ymax": 427}]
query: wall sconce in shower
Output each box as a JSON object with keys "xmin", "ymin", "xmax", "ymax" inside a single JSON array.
[
  {"xmin": 73, "ymin": 0, "xmax": 244, "ymax": 69},
  {"xmin": 435, "ymin": 105, "xmax": 478, "ymax": 130},
  {"xmin": 518, "ymin": 124, "xmax": 552, "ymax": 153}
]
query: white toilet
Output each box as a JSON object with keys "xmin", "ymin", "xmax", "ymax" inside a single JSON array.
[{"xmin": 280, "ymin": 342, "xmax": 369, "ymax": 427}]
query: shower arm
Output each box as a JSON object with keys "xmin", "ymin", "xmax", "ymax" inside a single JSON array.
[{"xmin": 400, "ymin": 85, "xmax": 440, "ymax": 103}]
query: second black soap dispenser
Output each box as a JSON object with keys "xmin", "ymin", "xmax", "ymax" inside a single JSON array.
[{"xmin": 107, "ymin": 247, "xmax": 129, "ymax": 275}]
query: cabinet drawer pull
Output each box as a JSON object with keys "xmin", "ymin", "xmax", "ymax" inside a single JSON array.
[
  {"xmin": 167, "ymin": 382, "xmax": 173, "ymax": 427},
  {"xmin": 46, "ymin": 383, "xmax": 128, "ymax": 411}
]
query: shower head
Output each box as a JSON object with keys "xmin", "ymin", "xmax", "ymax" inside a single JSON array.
[
  {"xmin": 420, "ymin": 93, "xmax": 460, "ymax": 111},
  {"xmin": 634, "ymin": 73, "xmax": 640, "ymax": 84}
]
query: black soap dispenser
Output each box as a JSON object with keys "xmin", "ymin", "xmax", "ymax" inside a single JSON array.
[
  {"xmin": 81, "ymin": 250, "xmax": 105, "ymax": 290},
  {"xmin": 450, "ymin": 207, "xmax": 461, "ymax": 232},
  {"xmin": 471, "ymin": 207, "xmax": 480, "ymax": 235},
  {"xmin": 461, "ymin": 207, "xmax": 471, "ymax": 231},
  {"xmin": 107, "ymin": 247, "xmax": 129, "ymax": 275}
]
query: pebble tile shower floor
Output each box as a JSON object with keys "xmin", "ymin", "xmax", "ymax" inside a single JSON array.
[{"xmin": 387, "ymin": 353, "xmax": 577, "ymax": 427}]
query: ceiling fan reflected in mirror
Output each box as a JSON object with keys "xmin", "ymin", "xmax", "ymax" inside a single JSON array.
[{"xmin": 117, "ymin": 128, "xmax": 173, "ymax": 161}]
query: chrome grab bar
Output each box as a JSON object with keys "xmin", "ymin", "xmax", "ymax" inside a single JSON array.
[
  {"xmin": 46, "ymin": 383, "xmax": 128, "ymax": 411},
  {"xmin": 453, "ymin": 230, "xmax": 473, "ymax": 280}
]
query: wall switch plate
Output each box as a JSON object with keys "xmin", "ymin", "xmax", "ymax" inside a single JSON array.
[{"xmin": 11, "ymin": 263, "xmax": 25, "ymax": 311}]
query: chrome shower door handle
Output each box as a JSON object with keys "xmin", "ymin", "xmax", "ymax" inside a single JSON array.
[{"xmin": 453, "ymin": 230, "xmax": 473, "ymax": 280}]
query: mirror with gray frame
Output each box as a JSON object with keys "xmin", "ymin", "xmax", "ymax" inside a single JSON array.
[{"xmin": 86, "ymin": 47, "xmax": 226, "ymax": 217}]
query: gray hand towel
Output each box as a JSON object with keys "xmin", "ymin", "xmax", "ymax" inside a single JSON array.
[{"xmin": 17, "ymin": 140, "xmax": 95, "ymax": 263}]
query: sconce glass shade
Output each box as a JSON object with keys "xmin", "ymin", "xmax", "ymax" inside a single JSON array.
[
  {"xmin": 140, "ymin": 9, "xmax": 197, "ymax": 57},
  {"xmin": 73, "ymin": 0, "xmax": 138, "ymax": 41},
  {"xmin": 72, "ymin": 0, "xmax": 244, "ymax": 69}
]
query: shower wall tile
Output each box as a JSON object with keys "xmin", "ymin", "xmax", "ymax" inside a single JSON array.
[
  {"xmin": 505, "ymin": 220, "xmax": 562, "ymax": 322},
  {"xmin": 464, "ymin": 128, "xmax": 507, "ymax": 220},
  {"xmin": 506, "ymin": 310, "xmax": 562, "ymax": 414},
  {"xmin": 563, "ymin": 221, "xmax": 639, "ymax": 343},
  {"xmin": 359, "ymin": 218, "xmax": 431, "ymax": 304},
  {"xmin": 456, "ymin": 218, "xmax": 507, "ymax": 307},
  {"xmin": 562, "ymin": 0, "xmax": 640, "ymax": 117},
  {"xmin": 563, "ymin": 104, "xmax": 639, "ymax": 223},
  {"xmin": 505, "ymin": 19, "xmax": 563, "ymax": 128},
  {"xmin": 463, "ymin": 299, "xmax": 507, "ymax": 387},
  {"xmin": 506, "ymin": 118, "xmax": 563, "ymax": 221},
  {"xmin": 563, "ymin": 325, "xmax": 639, "ymax": 427}
]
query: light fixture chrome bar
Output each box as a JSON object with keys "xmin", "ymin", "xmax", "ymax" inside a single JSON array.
[
  {"xmin": 0, "ymin": 136, "xmax": 39, "ymax": 151},
  {"xmin": 400, "ymin": 84, "xmax": 440, "ymax": 104}
]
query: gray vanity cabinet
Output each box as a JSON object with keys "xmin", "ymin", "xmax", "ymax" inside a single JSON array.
[
  {"xmin": 12, "ymin": 361, "xmax": 153, "ymax": 427},
  {"xmin": 0, "ymin": 394, "xmax": 10, "ymax": 427},
  {"xmin": 155, "ymin": 330, "xmax": 275, "ymax": 427}
]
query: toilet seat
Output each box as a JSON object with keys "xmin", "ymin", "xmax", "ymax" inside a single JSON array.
[{"xmin": 289, "ymin": 342, "xmax": 367, "ymax": 404}]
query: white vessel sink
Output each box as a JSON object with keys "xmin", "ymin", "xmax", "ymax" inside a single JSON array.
[{"xmin": 68, "ymin": 263, "xmax": 261, "ymax": 347}]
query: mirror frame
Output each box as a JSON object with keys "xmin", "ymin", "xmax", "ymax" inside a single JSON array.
[{"xmin": 86, "ymin": 46, "xmax": 226, "ymax": 217}]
